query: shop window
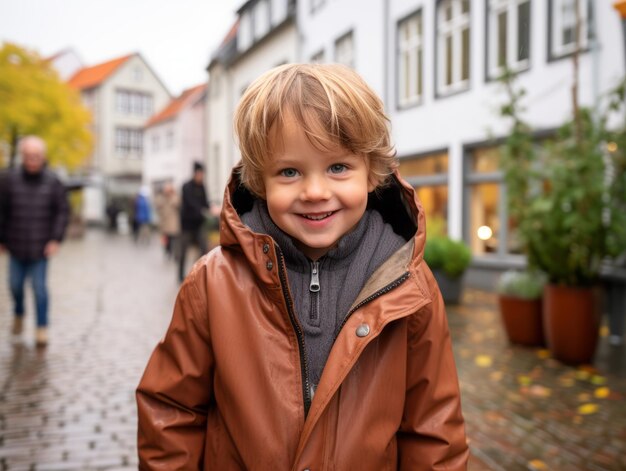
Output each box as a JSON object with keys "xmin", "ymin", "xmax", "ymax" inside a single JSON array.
[
  {"xmin": 465, "ymin": 146, "xmax": 523, "ymax": 257},
  {"xmin": 399, "ymin": 152, "xmax": 449, "ymax": 235}
]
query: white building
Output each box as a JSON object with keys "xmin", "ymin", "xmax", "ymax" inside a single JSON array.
[
  {"xmin": 206, "ymin": 0, "xmax": 298, "ymax": 202},
  {"xmin": 143, "ymin": 84, "xmax": 207, "ymax": 195},
  {"xmin": 68, "ymin": 53, "xmax": 171, "ymax": 222},
  {"xmin": 207, "ymin": 0, "xmax": 626, "ymax": 285}
]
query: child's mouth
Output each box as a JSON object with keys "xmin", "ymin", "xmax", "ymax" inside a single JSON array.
[{"xmin": 299, "ymin": 211, "xmax": 336, "ymax": 221}]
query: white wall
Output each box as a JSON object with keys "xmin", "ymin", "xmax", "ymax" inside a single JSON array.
[
  {"xmin": 100, "ymin": 55, "xmax": 170, "ymax": 178},
  {"xmin": 209, "ymin": 22, "xmax": 298, "ymax": 202},
  {"xmin": 297, "ymin": 0, "xmax": 386, "ymax": 96}
]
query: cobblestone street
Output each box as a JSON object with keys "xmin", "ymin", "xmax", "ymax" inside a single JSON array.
[{"xmin": 0, "ymin": 229, "xmax": 625, "ymax": 470}]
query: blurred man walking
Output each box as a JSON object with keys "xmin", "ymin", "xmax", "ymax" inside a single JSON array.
[
  {"xmin": 0, "ymin": 136, "xmax": 69, "ymax": 347},
  {"xmin": 178, "ymin": 162, "xmax": 210, "ymax": 282}
]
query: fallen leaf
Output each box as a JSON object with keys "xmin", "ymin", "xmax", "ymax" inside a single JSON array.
[
  {"xmin": 474, "ymin": 355, "xmax": 493, "ymax": 368},
  {"xmin": 590, "ymin": 375, "xmax": 606, "ymax": 385},
  {"xmin": 529, "ymin": 385, "xmax": 552, "ymax": 398},
  {"xmin": 577, "ymin": 403, "xmax": 599, "ymax": 415},
  {"xmin": 490, "ymin": 371, "xmax": 503, "ymax": 381},
  {"xmin": 578, "ymin": 393, "xmax": 591, "ymax": 402},
  {"xmin": 517, "ymin": 375, "xmax": 532, "ymax": 386},
  {"xmin": 575, "ymin": 370, "xmax": 590, "ymax": 381},
  {"xmin": 528, "ymin": 459, "xmax": 548, "ymax": 470},
  {"xmin": 594, "ymin": 387, "xmax": 610, "ymax": 399},
  {"xmin": 536, "ymin": 349, "xmax": 551, "ymax": 359},
  {"xmin": 558, "ymin": 377, "xmax": 575, "ymax": 387}
]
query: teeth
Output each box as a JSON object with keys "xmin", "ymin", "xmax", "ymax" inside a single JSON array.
[{"xmin": 302, "ymin": 212, "xmax": 333, "ymax": 220}]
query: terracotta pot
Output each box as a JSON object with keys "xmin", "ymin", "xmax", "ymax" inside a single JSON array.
[
  {"xmin": 543, "ymin": 284, "xmax": 600, "ymax": 365},
  {"xmin": 498, "ymin": 296, "xmax": 544, "ymax": 346}
]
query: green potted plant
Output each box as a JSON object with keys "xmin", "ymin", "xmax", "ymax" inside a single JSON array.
[
  {"xmin": 424, "ymin": 235, "xmax": 472, "ymax": 304},
  {"xmin": 498, "ymin": 68, "xmax": 626, "ymax": 364},
  {"xmin": 496, "ymin": 270, "xmax": 547, "ymax": 347}
]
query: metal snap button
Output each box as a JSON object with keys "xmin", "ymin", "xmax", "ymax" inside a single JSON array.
[
  {"xmin": 355, "ymin": 324, "xmax": 370, "ymax": 337},
  {"xmin": 266, "ymin": 261, "xmax": 273, "ymax": 270},
  {"xmin": 262, "ymin": 243, "xmax": 270, "ymax": 253}
]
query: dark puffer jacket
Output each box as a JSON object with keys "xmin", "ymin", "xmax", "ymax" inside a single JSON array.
[{"xmin": 0, "ymin": 167, "xmax": 69, "ymax": 261}]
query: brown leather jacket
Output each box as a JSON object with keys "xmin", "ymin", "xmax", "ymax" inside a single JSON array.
[{"xmin": 136, "ymin": 169, "xmax": 469, "ymax": 470}]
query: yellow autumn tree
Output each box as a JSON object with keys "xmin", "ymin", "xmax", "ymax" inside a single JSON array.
[{"xmin": 0, "ymin": 42, "xmax": 92, "ymax": 171}]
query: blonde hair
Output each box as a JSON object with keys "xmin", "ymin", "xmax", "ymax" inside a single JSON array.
[{"xmin": 233, "ymin": 63, "xmax": 397, "ymax": 197}]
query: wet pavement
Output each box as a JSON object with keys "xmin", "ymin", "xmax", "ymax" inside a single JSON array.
[{"xmin": 0, "ymin": 229, "xmax": 624, "ymax": 470}]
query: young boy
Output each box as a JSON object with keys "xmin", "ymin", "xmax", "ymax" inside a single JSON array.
[{"xmin": 136, "ymin": 63, "xmax": 468, "ymax": 470}]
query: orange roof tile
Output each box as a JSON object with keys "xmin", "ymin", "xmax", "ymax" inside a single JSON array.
[
  {"xmin": 145, "ymin": 84, "xmax": 206, "ymax": 127},
  {"xmin": 68, "ymin": 54, "xmax": 133, "ymax": 89}
]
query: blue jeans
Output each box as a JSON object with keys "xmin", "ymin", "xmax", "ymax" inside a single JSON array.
[{"xmin": 9, "ymin": 257, "xmax": 49, "ymax": 327}]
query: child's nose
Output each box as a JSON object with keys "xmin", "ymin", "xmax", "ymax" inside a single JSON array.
[{"xmin": 300, "ymin": 175, "xmax": 331, "ymax": 201}]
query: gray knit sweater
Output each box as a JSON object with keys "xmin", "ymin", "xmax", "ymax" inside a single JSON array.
[{"xmin": 241, "ymin": 199, "xmax": 406, "ymax": 393}]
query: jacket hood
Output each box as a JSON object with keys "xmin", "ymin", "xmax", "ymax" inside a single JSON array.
[{"xmin": 218, "ymin": 164, "xmax": 427, "ymax": 282}]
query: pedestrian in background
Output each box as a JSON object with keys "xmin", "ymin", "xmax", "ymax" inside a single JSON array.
[
  {"xmin": 137, "ymin": 64, "xmax": 468, "ymax": 469},
  {"xmin": 177, "ymin": 162, "xmax": 211, "ymax": 282},
  {"xmin": 133, "ymin": 186, "xmax": 152, "ymax": 245},
  {"xmin": 0, "ymin": 135, "xmax": 69, "ymax": 347},
  {"xmin": 154, "ymin": 181, "xmax": 180, "ymax": 259}
]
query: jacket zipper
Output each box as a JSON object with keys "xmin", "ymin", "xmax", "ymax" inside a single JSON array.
[
  {"xmin": 275, "ymin": 246, "xmax": 313, "ymax": 416},
  {"xmin": 334, "ymin": 272, "xmax": 411, "ymax": 341}
]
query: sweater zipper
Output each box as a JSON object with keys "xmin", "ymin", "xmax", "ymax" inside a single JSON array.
[
  {"xmin": 334, "ymin": 272, "xmax": 410, "ymax": 341},
  {"xmin": 309, "ymin": 261, "xmax": 320, "ymax": 324},
  {"xmin": 275, "ymin": 246, "xmax": 313, "ymax": 416}
]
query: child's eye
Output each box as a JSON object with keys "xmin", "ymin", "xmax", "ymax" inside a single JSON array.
[
  {"xmin": 329, "ymin": 164, "xmax": 347, "ymax": 174},
  {"xmin": 280, "ymin": 168, "xmax": 299, "ymax": 178}
]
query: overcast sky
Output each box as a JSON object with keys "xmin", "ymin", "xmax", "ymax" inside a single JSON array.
[{"xmin": 0, "ymin": 0, "xmax": 242, "ymax": 95}]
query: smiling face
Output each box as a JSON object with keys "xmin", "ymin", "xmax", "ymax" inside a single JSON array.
[{"xmin": 262, "ymin": 116, "xmax": 375, "ymax": 260}]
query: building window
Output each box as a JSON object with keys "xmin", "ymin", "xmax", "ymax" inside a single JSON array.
[
  {"xmin": 465, "ymin": 146, "xmax": 523, "ymax": 257},
  {"xmin": 115, "ymin": 128, "xmax": 143, "ymax": 156},
  {"xmin": 397, "ymin": 11, "xmax": 423, "ymax": 108},
  {"xmin": 166, "ymin": 130, "xmax": 174, "ymax": 149},
  {"xmin": 487, "ymin": 0, "xmax": 530, "ymax": 79},
  {"xmin": 310, "ymin": 49, "xmax": 325, "ymax": 63},
  {"xmin": 399, "ymin": 152, "xmax": 449, "ymax": 235},
  {"xmin": 334, "ymin": 31, "xmax": 354, "ymax": 68},
  {"xmin": 115, "ymin": 90, "xmax": 153, "ymax": 116},
  {"xmin": 253, "ymin": 0, "xmax": 270, "ymax": 40},
  {"xmin": 548, "ymin": 0, "xmax": 591, "ymax": 60},
  {"xmin": 436, "ymin": 0, "xmax": 471, "ymax": 96},
  {"xmin": 152, "ymin": 134, "xmax": 160, "ymax": 152}
]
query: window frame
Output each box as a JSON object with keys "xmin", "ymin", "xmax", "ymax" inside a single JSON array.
[
  {"xmin": 115, "ymin": 127, "xmax": 144, "ymax": 157},
  {"xmin": 547, "ymin": 0, "xmax": 592, "ymax": 61},
  {"xmin": 485, "ymin": 0, "xmax": 532, "ymax": 81},
  {"xmin": 435, "ymin": 0, "xmax": 472, "ymax": 98},
  {"xmin": 334, "ymin": 30, "xmax": 355, "ymax": 68},
  {"xmin": 398, "ymin": 149, "xmax": 450, "ymax": 233},
  {"xmin": 396, "ymin": 9, "xmax": 424, "ymax": 109}
]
